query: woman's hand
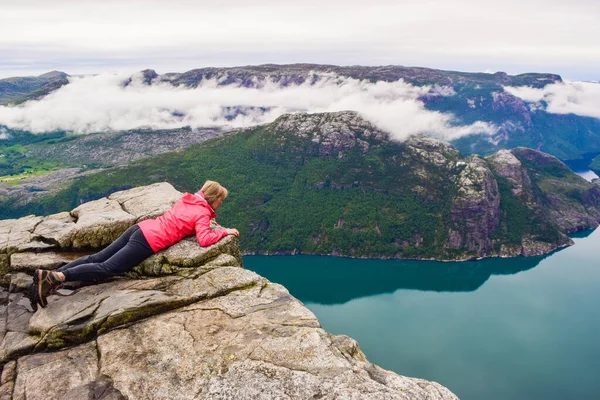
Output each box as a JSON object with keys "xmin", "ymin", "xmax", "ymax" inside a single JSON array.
[{"xmin": 225, "ymin": 228, "xmax": 239, "ymax": 237}]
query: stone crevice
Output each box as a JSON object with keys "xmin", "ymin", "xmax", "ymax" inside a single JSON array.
[
  {"xmin": 28, "ymin": 220, "xmax": 43, "ymax": 234},
  {"xmin": 248, "ymin": 355, "xmax": 319, "ymax": 377},
  {"xmin": 95, "ymin": 339, "xmax": 102, "ymax": 381},
  {"xmin": 183, "ymin": 306, "xmax": 236, "ymax": 320},
  {"xmin": 180, "ymin": 318, "xmax": 197, "ymax": 347},
  {"xmin": 257, "ymin": 282, "xmax": 269, "ymax": 298}
]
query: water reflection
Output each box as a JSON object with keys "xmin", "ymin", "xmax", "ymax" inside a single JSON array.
[{"xmin": 244, "ymin": 252, "xmax": 552, "ymax": 305}]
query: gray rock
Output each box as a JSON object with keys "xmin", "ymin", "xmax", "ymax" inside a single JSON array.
[
  {"xmin": 136, "ymin": 235, "xmax": 243, "ymax": 276},
  {"xmin": 17, "ymin": 264, "xmax": 459, "ymax": 399},
  {"xmin": 0, "ymin": 382, "xmax": 13, "ymax": 400},
  {"xmin": 6, "ymin": 293, "xmax": 33, "ymax": 333},
  {"xmin": 12, "ymin": 342, "xmax": 100, "ymax": 400},
  {"xmin": 9, "ymin": 252, "xmax": 69, "ymax": 273},
  {"xmin": 1, "ymin": 360, "xmax": 16, "ymax": 385},
  {"xmin": 8, "ymin": 273, "xmax": 32, "ymax": 294},
  {"xmin": 487, "ymin": 149, "xmax": 532, "ymax": 199},
  {"xmin": 27, "ymin": 267, "xmax": 259, "ymax": 351},
  {"xmin": 0, "ymin": 255, "xmax": 8, "ymax": 286},
  {"xmin": 0, "ymin": 332, "xmax": 38, "ymax": 364},
  {"xmin": 272, "ymin": 111, "xmax": 388, "ymax": 157},
  {"xmin": 32, "ymin": 212, "xmax": 76, "ymax": 248},
  {"xmin": 108, "ymin": 182, "xmax": 182, "ymax": 222},
  {"xmin": 68, "ymin": 198, "xmax": 136, "ymax": 249},
  {"xmin": 0, "ymin": 222, "xmax": 10, "ymax": 254},
  {"xmin": 447, "ymin": 156, "xmax": 500, "ymax": 259},
  {"xmin": 405, "ymin": 135, "xmax": 460, "ymax": 168},
  {"xmin": 0, "ymin": 216, "xmax": 44, "ymax": 255}
]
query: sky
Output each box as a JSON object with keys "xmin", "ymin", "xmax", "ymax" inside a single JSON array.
[{"xmin": 1, "ymin": 0, "xmax": 599, "ymax": 81}]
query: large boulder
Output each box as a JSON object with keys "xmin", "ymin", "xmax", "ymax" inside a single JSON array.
[
  {"xmin": 108, "ymin": 182, "xmax": 182, "ymax": 222},
  {"xmin": 32, "ymin": 212, "xmax": 76, "ymax": 249},
  {"xmin": 3, "ymin": 270, "xmax": 458, "ymax": 400},
  {"xmin": 68, "ymin": 198, "xmax": 137, "ymax": 249},
  {"xmin": 135, "ymin": 235, "xmax": 243, "ymax": 277},
  {"xmin": 0, "ymin": 216, "xmax": 52, "ymax": 255}
]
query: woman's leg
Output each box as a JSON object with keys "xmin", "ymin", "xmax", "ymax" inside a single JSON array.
[
  {"xmin": 57, "ymin": 225, "xmax": 140, "ymax": 273},
  {"xmin": 61, "ymin": 228, "xmax": 154, "ymax": 282},
  {"xmin": 33, "ymin": 226, "xmax": 153, "ymax": 308}
]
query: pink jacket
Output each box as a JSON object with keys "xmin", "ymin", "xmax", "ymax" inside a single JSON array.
[{"xmin": 138, "ymin": 191, "xmax": 229, "ymax": 253}]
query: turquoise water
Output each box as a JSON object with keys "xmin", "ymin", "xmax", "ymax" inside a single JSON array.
[{"xmin": 244, "ymin": 229, "xmax": 600, "ymax": 400}]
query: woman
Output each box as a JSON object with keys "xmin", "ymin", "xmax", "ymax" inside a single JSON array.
[{"xmin": 32, "ymin": 180, "xmax": 239, "ymax": 309}]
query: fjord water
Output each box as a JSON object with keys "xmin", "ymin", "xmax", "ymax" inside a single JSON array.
[{"xmin": 244, "ymin": 229, "xmax": 600, "ymax": 400}]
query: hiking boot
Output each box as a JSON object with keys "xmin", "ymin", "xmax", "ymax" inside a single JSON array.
[
  {"xmin": 33, "ymin": 269, "xmax": 61, "ymax": 308},
  {"xmin": 28, "ymin": 284, "xmax": 39, "ymax": 313},
  {"xmin": 48, "ymin": 283, "xmax": 64, "ymax": 295}
]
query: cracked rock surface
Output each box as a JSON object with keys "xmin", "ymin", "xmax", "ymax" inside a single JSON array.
[{"xmin": 0, "ymin": 183, "xmax": 459, "ymax": 399}]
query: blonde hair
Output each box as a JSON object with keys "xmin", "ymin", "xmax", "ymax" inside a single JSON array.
[{"xmin": 201, "ymin": 180, "xmax": 228, "ymax": 205}]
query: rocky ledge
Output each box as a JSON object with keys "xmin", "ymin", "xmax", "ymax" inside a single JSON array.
[{"xmin": 0, "ymin": 183, "xmax": 458, "ymax": 399}]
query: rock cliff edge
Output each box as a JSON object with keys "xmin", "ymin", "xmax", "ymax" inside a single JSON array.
[{"xmin": 0, "ymin": 183, "xmax": 458, "ymax": 400}]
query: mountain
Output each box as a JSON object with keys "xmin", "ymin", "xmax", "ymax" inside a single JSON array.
[
  {"xmin": 0, "ymin": 126, "xmax": 225, "ymax": 206},
  {"xmin": 154, "ymin": 64, "xmax": 600, "ymax": 161},
  {"xmin": 4, "ymin": 64, "xmax": 598, "ymax": 161},
  {"xmin": 0, "ymin": 71, "xmax": 69, "ymax": 105},
  {"xmin": 3, "ymin": 111, "xmax": 598, "ymax": 261},
  {"xmin": 588, "ymin": 155, "xmax": 600, "ymax": 176}
]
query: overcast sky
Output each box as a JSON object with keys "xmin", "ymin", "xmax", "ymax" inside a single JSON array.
[{"xmin": 1, "ymin": 0, "xmax": 599, "ymax": 80}]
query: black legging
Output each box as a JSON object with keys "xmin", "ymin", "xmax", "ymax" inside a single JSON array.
[{"xmin": 58, "ymin": 225, "xmax": 154, "ymax": 282}]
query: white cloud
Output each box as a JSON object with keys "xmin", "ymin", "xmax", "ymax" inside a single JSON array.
[
  {"xmin": 505, "ymin": 81, "xmax": 600, "ymax": 119},
  {"xmin": 0, "ymin": 72, "xmax": 496, "ymax": 141},
  {"xmin": 0, "ymin": 126, "xmax": 9, "ymax": 140}
]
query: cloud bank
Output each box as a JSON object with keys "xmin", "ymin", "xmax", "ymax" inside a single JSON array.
[
  {"xmin": 0, "ymin": 72, "xmax": 496, "ymax": 142},
  {"xmin": 505, "ymin": 81, "xmax": 600, "ymax": 119}
]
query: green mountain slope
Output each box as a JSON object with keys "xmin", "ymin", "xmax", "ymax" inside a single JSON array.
[{"xmin": 2, "ymin": 112, "xmax": 599, "ymax": 260}]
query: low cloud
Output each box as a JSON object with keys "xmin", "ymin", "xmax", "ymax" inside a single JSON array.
[
  {"xmin": 0, "ymin": 126, "xmax": 9, "ymax": 140},
  {"xmin": 505, "ymin": 81, "xmax": 600, "ymax": 119},
  {"xmin": 0, "ymin": 72, "xmax": 496, "ymax": 142}
]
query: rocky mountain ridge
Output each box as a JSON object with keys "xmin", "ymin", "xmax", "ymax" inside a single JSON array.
[
  {"xmin": 0, "ymin": 71, "xmax": 69, "ymax": 105},
  {"xmin": 5, "ymin": 63, "xmax": 598, "ymax": 160},
  {"xmin": 240, "ymin": 111, "xmax": 600, "ymax": 259},
  {"xmin": 0, "ymin": 183, "xmax": 458, "ymax": 400}
]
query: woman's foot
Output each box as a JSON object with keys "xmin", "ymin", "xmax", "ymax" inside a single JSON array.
[{"xmin": 33, "ymin": 269, "xmax": 62, "ymax": 308}]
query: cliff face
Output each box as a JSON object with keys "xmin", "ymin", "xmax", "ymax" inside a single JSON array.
[
  {"xmin": 447, "ymin": 155, "xmax": 501, "ymax": 255},
  {"xmin": 0, "ymin": 183, "xmax": 459, "ymax": 400},
  {"xmin": 264, "ymin": 112, "xmax": 599, "ymax": 260}
]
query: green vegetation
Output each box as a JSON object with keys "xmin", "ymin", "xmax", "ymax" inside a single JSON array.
[
  {"xmin": 0, "ymin": 123, "xmax": 460, "ymax": 258},
  {"xmin": 0, "ymin": 130, "xmax": 74, "ymax": 179},
  {"xmin": 0, "ymin": 118, "xmax": 588, "ymax": 259}
]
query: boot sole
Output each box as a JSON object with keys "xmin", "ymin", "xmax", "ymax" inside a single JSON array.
[
  {"xmin": 33, "ymin": 270, "xmax": 48, "ymax": 308},
  {"xmin": 28, "ymin": 283, "xmax": 38, "ymax": 313}
]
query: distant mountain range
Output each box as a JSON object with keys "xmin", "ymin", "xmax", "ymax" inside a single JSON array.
[
  {"xmin": 0, "ymin": 71, "xmax": 69, "ymax": 104},
  {"xmin": 2, "ymin": 64, "xmax": 599, "ymax": 161}
]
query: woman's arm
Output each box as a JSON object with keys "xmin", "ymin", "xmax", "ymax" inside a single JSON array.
[{"xmin": 194, "ymin": 213, "xmax": 231, "ymax": 247}]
